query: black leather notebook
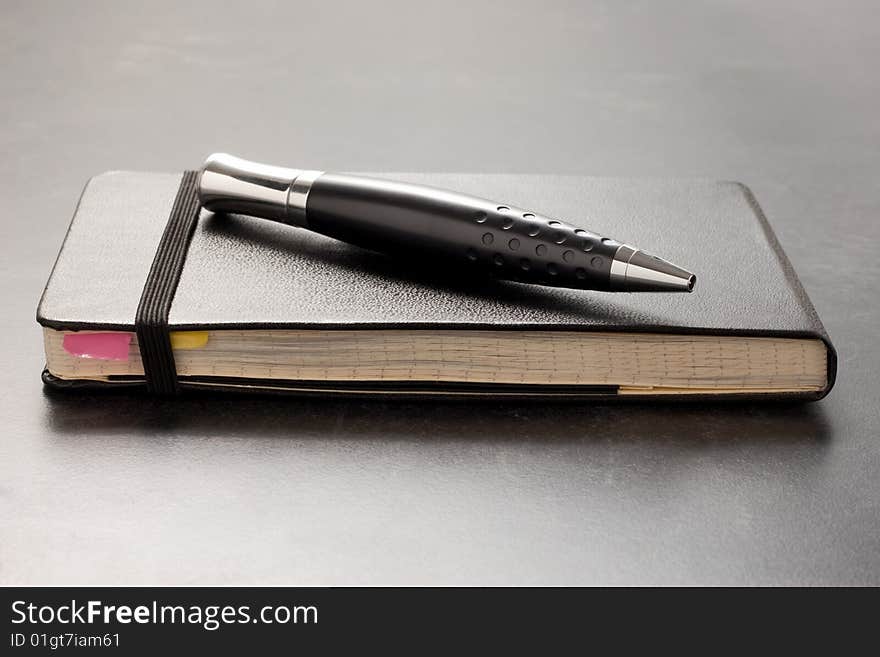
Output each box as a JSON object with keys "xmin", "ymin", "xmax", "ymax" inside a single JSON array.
[{"xmin": 37, "ymin": 172, "xmax": 836, "ymax": 401}]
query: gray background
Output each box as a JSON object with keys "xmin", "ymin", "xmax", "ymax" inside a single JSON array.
[{"xmin": 1, "ymin": 0, "xmax": 877, "ymax": 585}]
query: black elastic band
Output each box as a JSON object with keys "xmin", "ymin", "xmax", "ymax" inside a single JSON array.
[{"xmin": 135, "ymin": 170, "xmax": 201, "ymax": 394}]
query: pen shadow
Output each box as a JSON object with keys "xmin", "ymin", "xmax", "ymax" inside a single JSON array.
[
  {"xmin": 43, "ymin": 388, "xmax": 832, "ymax": 448},
  {"xmin": 199, "ymin": 213, "xmax": 667, "ymax": 325}
]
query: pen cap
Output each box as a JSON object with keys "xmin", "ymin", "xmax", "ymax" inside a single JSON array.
[{"xmin": 198, "ymin": 153, "xmax": 300, "ymax": 221}]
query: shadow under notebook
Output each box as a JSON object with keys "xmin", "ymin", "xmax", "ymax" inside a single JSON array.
[{"xmin": 43, "ymin": 389, "xmax": 832, "ymax": 448}]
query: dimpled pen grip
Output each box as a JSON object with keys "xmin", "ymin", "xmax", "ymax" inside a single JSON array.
[
  {"xmin": 198, "ymin": 154, "xmax": 696, "ymax": 293},
  {"xmin": 306, "ymin": 173, "xmax": 620, "ymax": 290}
]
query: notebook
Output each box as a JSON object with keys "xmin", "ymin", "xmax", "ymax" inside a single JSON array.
[{"xmin": 37, "ymin": 171, "xmax": 836, "ymax": 400}]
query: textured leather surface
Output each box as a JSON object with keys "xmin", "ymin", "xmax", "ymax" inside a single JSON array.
[
  {"xmin": 39, "ymin": 172, "xmax": 828, "ymax": 338},
  {"xmin": 37, "ymin": 172, "xmax": 182, "ymax": 330}
]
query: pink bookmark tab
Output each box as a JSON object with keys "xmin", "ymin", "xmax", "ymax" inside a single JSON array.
[{"xmin": 62, "ymin": 332, "xmax": 132, "ymax": 361}]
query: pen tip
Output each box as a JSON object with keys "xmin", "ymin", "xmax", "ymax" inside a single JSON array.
[{"xmin": 609, "ymin": 245, "xmax": 696, "ymax": 292}]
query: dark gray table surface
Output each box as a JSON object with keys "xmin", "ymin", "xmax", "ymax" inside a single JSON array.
[{"xmin": 2, "ymin": 1, "xmax": 878, "ymax": 585}]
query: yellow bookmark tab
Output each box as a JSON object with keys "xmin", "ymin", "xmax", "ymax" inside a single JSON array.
[{"xmin": 170, "ymin": 331, "xmax": 209, "ymax": 350}]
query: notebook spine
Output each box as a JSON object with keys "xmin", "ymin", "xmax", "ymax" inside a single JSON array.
[{"xmin": 735, "ymin": 181, "xmax": 837, "ymax": 397}]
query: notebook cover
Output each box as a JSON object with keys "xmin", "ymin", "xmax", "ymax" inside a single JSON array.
[{"xmin": 37, "ymin": 172, "xmax": 837, "ymax": 400}]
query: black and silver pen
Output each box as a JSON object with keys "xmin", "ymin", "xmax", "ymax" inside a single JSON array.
[{"xmin": 198, "ymin": 153, "xmax": 696, "ymax": 293}]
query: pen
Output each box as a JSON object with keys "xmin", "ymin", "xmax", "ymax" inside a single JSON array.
[{"xmin": 198, "ymin": 153, "xmax": 696, "ymax": 293}]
